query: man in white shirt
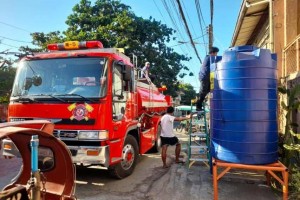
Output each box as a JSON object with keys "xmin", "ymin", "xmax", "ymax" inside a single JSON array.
[
  {"xmin": 141, "ymin": 62, "xmax": 150, "ymax": 79},
  {"xmin": 160, "ymin": 106, "xmax": 190, "ymax": 168},
  {"xmin": 141, "ymin": 61, "xmax": 155, "ymax": 82}
]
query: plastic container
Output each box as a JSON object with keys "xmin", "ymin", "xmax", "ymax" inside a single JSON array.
[{"xmin": 210, "ymin": 45, "xmax": 278, "ymax": 164}]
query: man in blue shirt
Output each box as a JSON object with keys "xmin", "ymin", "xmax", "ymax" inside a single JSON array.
[{"xmin": 196, "ymin": 47, "xmax": 219, "ymax": 111}]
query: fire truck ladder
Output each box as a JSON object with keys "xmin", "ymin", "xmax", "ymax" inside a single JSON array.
[{"xmin": 186, "ymin": 103, "xmax": 210, "ymax": 168}]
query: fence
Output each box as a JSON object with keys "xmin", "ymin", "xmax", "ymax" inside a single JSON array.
[{"xmin": 283, "ymin": 35, "xmax": 300, "ymax": 77}]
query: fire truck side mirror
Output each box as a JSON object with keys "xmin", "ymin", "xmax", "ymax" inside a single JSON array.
[
  {"xmin": 24, "ymin": 77, "xmax": 33, "ymax": 90},
  {"xmin": 32, "ymin": 75, "xmax": 42, "ymax": 86}
]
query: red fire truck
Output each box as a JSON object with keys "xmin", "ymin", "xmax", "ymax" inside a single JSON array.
[{"xmin": 5, "ymin": 41, "xmax": 172, "ymax": 178}]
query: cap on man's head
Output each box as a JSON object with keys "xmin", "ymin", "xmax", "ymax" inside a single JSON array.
[
  {"xmin": 209, "ymin": 47, "xmax": 219, "ymax": 54},
  {"xmin": 145, "ymin": 62, "xmax": 150, "ymax": 65}
]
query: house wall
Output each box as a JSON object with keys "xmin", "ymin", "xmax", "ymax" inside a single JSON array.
[
  {"xmin": 298, "ymin": 1, "xmax": 300, "ymax": 34},
  {"xmin": 285, "ymin": 0, "xmax": 299, "ymax": 45},
  {"xmin": 282, "ymin": 0, "xmax": 300, "ymax": 133}
]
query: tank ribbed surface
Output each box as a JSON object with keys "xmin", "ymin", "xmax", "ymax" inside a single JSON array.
[{"xmin": 210, "ymin": 45, "xmax": 278, "ymax": 164}]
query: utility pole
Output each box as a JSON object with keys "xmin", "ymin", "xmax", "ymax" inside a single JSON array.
[
  {"xmin": 208, "ymin": 24, "xmax": 213, "ymax": 51},
  {"xmin": 208, "ymin": 0, "xmax": 214, "ymax": 51}
]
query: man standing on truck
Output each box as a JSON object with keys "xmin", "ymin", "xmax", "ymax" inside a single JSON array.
[
  {"xmin": 160, "ymin": 106, "xmax": 190, "ymax": 168},
  {"xmin": 141, "ymin": 61, "xmax": 155, "ymax": 82}
]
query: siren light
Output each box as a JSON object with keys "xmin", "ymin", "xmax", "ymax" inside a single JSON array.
[{"xmin": 47, "ymin": 41, "xmax": 103, "ymax": 51}]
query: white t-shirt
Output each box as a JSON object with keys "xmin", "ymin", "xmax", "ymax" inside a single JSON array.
[
  {"xmin": 160, "ymin": 114, "xmax": 176, "ymax": 137},
  {"xmin": 141, "ymin": 66, "xmax": 149, "ymax": 78}
]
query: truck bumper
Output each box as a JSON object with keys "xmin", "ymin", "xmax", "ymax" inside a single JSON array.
[
  {"xmin": 1, "ymin": 139, "xmax": 110, "ymax": 168},
  {"xmin": 68, "ymin": 145, "xmax": 110, "ymax": 167}
]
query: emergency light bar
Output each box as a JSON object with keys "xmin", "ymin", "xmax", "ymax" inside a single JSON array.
[{"xmin": 47, "ymin": 41, "xmax": 103, "ymax": 51}]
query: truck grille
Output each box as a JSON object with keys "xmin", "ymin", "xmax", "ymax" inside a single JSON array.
[
  {"xmin": 53, "ymin": 130, "xmax": 78, "ymax": 139},
  {"xmin": 53, "ymin": 130, "xmax": 102, "ymax": 146}
]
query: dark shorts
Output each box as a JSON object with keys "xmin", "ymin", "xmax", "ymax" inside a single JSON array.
[{"xmin": 160, "ymin": 136, "xmax": 179, "ymax": 147}]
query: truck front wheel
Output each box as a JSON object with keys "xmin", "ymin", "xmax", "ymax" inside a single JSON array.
[{"xmin": 109, "ymin": 135, "xmax": 139, "ymax": 179}]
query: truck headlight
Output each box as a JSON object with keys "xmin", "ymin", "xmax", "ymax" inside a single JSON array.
[{"xmin": 78, "ymin": 131, "xmax": 108, "ymax": 140}]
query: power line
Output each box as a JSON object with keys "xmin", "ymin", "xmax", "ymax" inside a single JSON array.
[
  {"xmin": 164, "ymin": 0, "xmax": 202, "ymax": 87},
  {"xmin": 175, "ymin": 0, "xmax": 202, "ymax": 63},
  {"xmin": 195, "ymin": 0, "xmax": 208, "ymax": 54},
  {"xmin": 152, "ymin": 0, "xmax": 169, "ymax": 25},
  {"xmin": 0, "ymin": 21, "xmax": 31, "ymax": 33},
  {"xmin": 167, "ymin": 0, "xmax": 196, "ymax": 55},
  {"xmin": 161, "ymin": 0, "xmax": 185, "ymax": 41},
  {"xmin": 160, "ymin": 0, "xmax": 191, "ymax": 57},
  {"xmin": 0, "ymin": 35, "xmax": 31, "ymax": 43},
  {"xmin": 0, "ymin": 42, "xmax": 19, "ymax": 48},
  {"xmin": 152, "ymin": 0, "xmax": 201, "ymax": 89},
  {"xmin": 182, "ymin": 1, "xmax": 197, "ymax": 38}
]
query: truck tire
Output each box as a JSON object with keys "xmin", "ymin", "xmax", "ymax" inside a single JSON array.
[
  {"xmin": 109, "ymin": 135, "xmax": 139, "ymax": 179},
  {"xmin": 148, "ymin": 125, "xmax": 161, "ymax": 153}
]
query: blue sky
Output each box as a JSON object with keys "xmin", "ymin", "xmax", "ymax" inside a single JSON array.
[{"xmin": 0, "ymin": 0, "xmax": 242, "ymax": 90}]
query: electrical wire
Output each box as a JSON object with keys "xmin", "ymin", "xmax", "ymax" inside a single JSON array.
[
  {"xmin": 182, "ymin": 1, "xmax": 197, "ymax": 39},
  {"xmin": 0, "ymin": 42, "xmax": 19, "ymax": 48},
  {"xmin": 0, "ymin": 21, "xmax": 31, "ymax": 33},
  {"xmin": 159, "ymin": 0, "xmax": 191, "ymax": 56},
  {"xmin": 152, "ymin": 0, "xmax": 169, "ymax": 24},
  {"xmin": 175, "ymin": 0, "xmax": 202, "ymax": 63},
  {"xmin": 195, "ymin": 0, "xmax": 208, "ymax": 55},
  {"xmin": 0, "ymin": 35, "xmax": 31, "ymax": 43},
  {"xmin": 151, "ymin": 0, "xmax": 197, "ymax": 90},
  {"xmin": 168, "ymin": 0, "xmax": 196, "ymax": 56}
]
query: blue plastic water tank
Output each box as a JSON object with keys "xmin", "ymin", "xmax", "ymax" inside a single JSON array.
[{"xmin": 210, "ymin": 45, "xmax": 278, "ymax": 164}]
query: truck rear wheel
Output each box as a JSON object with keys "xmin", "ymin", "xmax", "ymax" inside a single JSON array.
[
  {"xmin": 148, "ymin": 125, "xmax": 161, "ymax": 153},
  {"xmin": 109, "ymin": 135, "xmax": 139, "ymax": 179}
]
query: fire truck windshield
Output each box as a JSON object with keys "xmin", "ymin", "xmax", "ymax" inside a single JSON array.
[{"xmin": 11, "ymin": 57, "xmax": 108, "ymax": 101}]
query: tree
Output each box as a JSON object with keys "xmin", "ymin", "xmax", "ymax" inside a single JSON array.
[
  {"xmin": 0, "ymin": 57, "xmax": 16, "ymax": 103},
  {"xmin": 26, "ymin": 0, "xmax": 193, "ymax": 96},
  {"xmin": 178, "ymin": 83, "xmax": 197, "ymax": 105}
]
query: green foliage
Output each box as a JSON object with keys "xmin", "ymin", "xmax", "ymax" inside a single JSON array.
[
  {"xmin": 278, "ymin": 83, "xmax": 300, "ymax": 193},
  {"xmin": 278, "ymin": 86, "xmax": 287, "ymax": 94},
  {"xmin": 178, "ymin": 83, "xmax": 196, "ymax": 105},
  {"xmin": 290, "ymin": 130, "xmax": 300, "ymax": 139},
  {"xmin": 0, "ymin": 58, "xmax": 16, "ymax": 103},
  {"xmin": 24, "ymin": 0, "xmax": 192, "ymax": 97},
  {"xmin": 290, "ymin": 168, "xmax": 300, "ymax": 193}
]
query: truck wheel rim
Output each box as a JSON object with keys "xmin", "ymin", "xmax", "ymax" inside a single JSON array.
[{"xmin": 121, "ymin": 144, "xmax": 135, "ymax": 170}]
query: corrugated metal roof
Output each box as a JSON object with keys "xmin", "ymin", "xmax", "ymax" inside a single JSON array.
[{"xmin": 231, "ymin": 0, "xmax": 269, "ymax": 46}]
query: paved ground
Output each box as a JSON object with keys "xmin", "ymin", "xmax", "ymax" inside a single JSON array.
[{"xmin": 0, "ymin": 130, "xmax": 284, "ymax": 200}]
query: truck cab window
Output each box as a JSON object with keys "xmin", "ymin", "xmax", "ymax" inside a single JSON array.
[{"xmin": 11, "ymin": 58, "xmax": 107, "ymax": 101}]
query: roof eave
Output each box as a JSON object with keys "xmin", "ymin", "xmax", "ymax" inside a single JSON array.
[{"xmin": 231, "ymin": 0, "xmax": 248, "ymax": 46}]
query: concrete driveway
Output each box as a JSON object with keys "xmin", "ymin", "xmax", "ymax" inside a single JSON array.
[{"xmin": 0, "ymin": 130, "xmax": 283, "ymax": 200}]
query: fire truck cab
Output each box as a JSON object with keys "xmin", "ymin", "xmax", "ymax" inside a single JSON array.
[{"xmin": 5, "ymin": 41, "xmax": 172, "ymax": 178}]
